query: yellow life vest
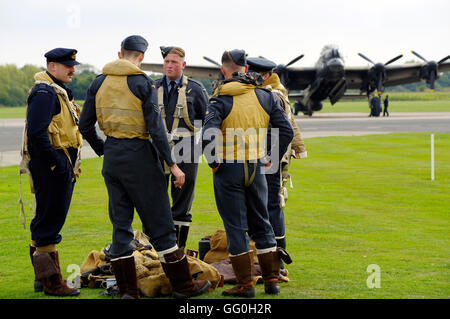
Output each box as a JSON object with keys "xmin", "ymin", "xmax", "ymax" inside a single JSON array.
[
  {"xmin": 32, "ymin": 71, "xmax": 83, "ymax": 152},
  {"xmin": 217, "ymin": 81, "xmax": 270, "ymax": 161},
  {"xmin": 95, "ymin": 59, "xmax": 149, "ymax": 140},
  {"xmin": 19, "ymin": 71, "xmax": 83, "ymax": 227}
]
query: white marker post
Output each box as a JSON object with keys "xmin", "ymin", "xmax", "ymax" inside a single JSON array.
[{"xmin": 431, "ymin": 134, "xmax": 435, "ymax": 181}]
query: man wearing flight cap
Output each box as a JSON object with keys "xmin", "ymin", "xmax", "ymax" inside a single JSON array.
[
  {"xmin": 247, "ymin": 56, "xmax": 307, "ymax": 266},
  {"xmin": 79, "ymin": 35, "xmax": 210, "ymax": 299},
  {"xmin": 202, "ymin": 49, "xmax": 293, "ymax": 297},
  {"xmin": 150, "ymin": 46, "xmax": 208, "ymax": 250},
  {"xmin": 23, "ymin": 48, "xmax": 82, "ymax": 296}
]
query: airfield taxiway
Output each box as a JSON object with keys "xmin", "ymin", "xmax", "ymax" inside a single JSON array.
[{"xmin": 1, "ymin": 112, "xmax": 450, "ymax": 167}]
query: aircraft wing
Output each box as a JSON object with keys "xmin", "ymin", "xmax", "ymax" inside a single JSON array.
[
  {"xmin": 141, "ymin": 63, "xmax": 221, "ymax": 79},
  {"xmin": 279, "ymin": 67, "xmax": 317, "ymax": 91},
  {"xmin": 344, "ymin": 62, "xmax": 450, "ymax": 90},
  {"xmin": 343, "ymin": 66, "xmax": 369, "ymax": 90},
  {"xmin": 383, "ymin": 61, "xmax": 450, "ymax": 87}
]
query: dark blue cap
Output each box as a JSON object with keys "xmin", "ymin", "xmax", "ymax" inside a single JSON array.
[
  {"xmin": 121, "ymin": 35, "xmax": 148, "ymax": 53},
  {"xmin": 45, "ymin": 48, "xmax": 80, "ymax": 66},
  {"xmin": 247, "ymin": 57, "xmax": 277, "ymax": 73},
  {"xmin": 229, "ymin": 49, "xmax": 247, "ymax": 66}
]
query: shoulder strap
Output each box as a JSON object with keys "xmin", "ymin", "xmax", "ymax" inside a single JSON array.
[
  {"xmin": 171, "ymin": 75, "xmax": 195, "ymax": 134},
  {"xmin": 157, "ymin": 85, "xmax": 169, "ymax": 133},
  {"xmin": 34, "ymin": 80, "xmax": 80, "ymax": 125}
]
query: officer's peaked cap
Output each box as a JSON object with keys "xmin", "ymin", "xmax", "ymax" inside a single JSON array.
[
  {"xmin": 247, "ymin": 57, "xmax": 277, "ymax": 73},
  {"xmin": 45, "ymin": 48, "xmax": 80, "ymax": 66}
]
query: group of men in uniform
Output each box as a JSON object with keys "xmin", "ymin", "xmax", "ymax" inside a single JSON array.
[{"xmin": 23, "ymin": 34, "xmax": 306, "ymax": 299}]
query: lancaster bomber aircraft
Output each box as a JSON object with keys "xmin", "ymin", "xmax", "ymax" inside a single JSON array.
[{"xmin": 141, "ymin": 46, "xmax": 450, "ymax": 116}]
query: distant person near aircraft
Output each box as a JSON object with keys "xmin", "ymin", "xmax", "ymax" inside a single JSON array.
[{"xmin": 383, "ymin": 94, "xmax": 389, "ymax": 117}]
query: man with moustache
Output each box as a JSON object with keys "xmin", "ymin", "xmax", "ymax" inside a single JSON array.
[
  {"xmin": 24, "ymin": 48, "xmax": 83, "ymax": 296},
  {"xmin": 153, "ymin": 46, "xmax": 208, "ymax": 249}
]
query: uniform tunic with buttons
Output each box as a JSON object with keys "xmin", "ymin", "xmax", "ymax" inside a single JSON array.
[
  {"xmin": 155, "ymin": 75, "xmax": 208, "ymax": 223},
  {"xmin": 27, "ymin": 71, "xmax": 80, "ymax": 247}
]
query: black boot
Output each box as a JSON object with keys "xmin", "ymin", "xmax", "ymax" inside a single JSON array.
[
  {"xmin": 175, "ymin": 224, "xmax": 190, "ymax": 249},
  {"xmin": 29, "ymin": 245, "xmax": 43, "ymax": 292},
  {"xmin": 111, "ymin": 256, "xmax": 140, "ymax": 299},
  {"xmin": 276, "ymin": 238, "xmax": 286, "ymax": 269},
  {"xmin": 160, "ymin": 247, "xmax": 211, "ymax": 299}
]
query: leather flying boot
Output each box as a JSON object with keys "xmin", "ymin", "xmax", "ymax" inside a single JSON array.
[
  {"xmin": 111, "ymin": 256, "xmax": 140, "ymax": 299},
  {"xmin": 161, "ymin": 247, "xmax": 211, "ymax": 299},
  {"xmin": 257, "ymin": 250, "xmax": 281, "ymax": 295},
  {"xmin": 222, "ymin": 251, "xmax": 255, "ymax": 298},
  {"xmin": 33, "ymin": 252, "xmax": 80, "ymax": 296},
  {"xmin": 29, "ymin": 245, "xmax": 43, "ymax": 292}
]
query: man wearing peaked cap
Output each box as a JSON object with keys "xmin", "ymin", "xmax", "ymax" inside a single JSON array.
[
  {"xmin": 79, "ymin": 36, "xmax": 210, "ymax": 299},
  {"xmin": 44, "ymin": 48, "xmax": 80, "ymax": 66},
  {"xmin": 24, "ymin": 47, "xmax": 82, "ymax": 296},
  {"xmin": 152, "ymin": 46, "xmax": 208, "ymax": 250},
  {"xmin": 247, "ymin": 57, "xmax": 307, "ymax": 265},
  {"xmin": 247, "ymin": 56, "xmax": 277, "ymax": 73}
]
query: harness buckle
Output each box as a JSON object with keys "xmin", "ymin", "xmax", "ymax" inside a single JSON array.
[{"xmin": 176, "ymin": 104, "xmax": 184, "ymax": 118}]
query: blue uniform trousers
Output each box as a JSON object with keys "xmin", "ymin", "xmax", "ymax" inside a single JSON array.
[
  {"xmin": 167, "ymin": 161, "xmax": 198, "ymax": 223},
  {"xmin": 265, "ymin": 164, "xmax": 285, "ymax": 238},
  {"xmin": 102, "ymin": 137, "xmax": 177, "ymax": 259},
  {"xmin": 213, "ymin": 161, "xmax": 276, "ymax": 255},
  {"xmin": 29, "ymin": 150, "xmax": 75, "ymax": 247}
]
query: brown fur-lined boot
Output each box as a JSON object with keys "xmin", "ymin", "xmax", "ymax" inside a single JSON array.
[
  {"xmin": 161, "ymin": 247, "xmax": 211, "ymax": 299},
  {"xmin": 110, "ymin": 255, "xmax": 140, "ymax": 299},
  {"xmin": 33, "ymin": 251, "xmax": 80, "ymax": 297},
  {"xmin": 222, "ymin": 252, "xmax": 255, "ymax": 298},
  {"xmin": 257, "ymin": 250, "xmax": 281, "ymax": 295}
]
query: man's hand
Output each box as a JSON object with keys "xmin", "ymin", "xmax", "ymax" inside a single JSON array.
[
  {"xmin": 212, "ymin": 163, "xmax": 221, "ymax": 174},
  {"xmin": 170, "ymin": 164, "xmax": 185, "ymax": 188}
]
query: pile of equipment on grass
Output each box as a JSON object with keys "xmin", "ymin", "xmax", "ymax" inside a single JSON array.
[
  {"xmin": 199, "ymin": 229, "xmax": 290, "ymax": 284},
  {"xmin": 80, "ymin": 229, "xmax": 290, "ymax": 297},
  {"xmin": 80, "ymin": 231, "xmax": 221, "ymax": 298}
]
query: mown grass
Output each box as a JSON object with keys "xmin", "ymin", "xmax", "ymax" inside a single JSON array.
[
  {"xmin": 318, "ymin": 100, "xmax": 450, "ymax": 113},
  {"xmin": 0, "ymin": 101, "xmax": 85, "ymax": 119},
  {"xmin": 0, "ymin": 133, "xmax": 449, "ymax": 299},
  {"xmin": 1, "ymin": 95, "xmax": 449, "ymax": 118}
]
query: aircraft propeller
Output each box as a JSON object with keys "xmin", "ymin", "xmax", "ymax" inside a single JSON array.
[
  {"xmin": 358, "ymin": 53, "xmax": 403, "ymax": 95},
  {"xmin": 410, "ymin": 51, "xmax": 450, "ymax": 91},
  {"xmin": 273, "ymin": 54, "xmax": 305, "ymax": 85},
  {"xmin": 202, "ymin": 53, "xmax": 306, "ymax": 86},
  {"xmin": 285, "ymin": 54, "xmax": 305, "ymax": 68},
  {"xmin": 202, "ymin": 56, "xmax": 221, "ymax": 67}
]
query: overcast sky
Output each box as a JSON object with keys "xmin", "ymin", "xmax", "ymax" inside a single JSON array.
[{"xmin": 1, "ymin": 0, "xmax": 449, "ymax": 72}]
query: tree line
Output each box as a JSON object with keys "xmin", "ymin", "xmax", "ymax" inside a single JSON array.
[{"xmin": 0, "ymin": 63, "xmax": 448, "ymax": 107}]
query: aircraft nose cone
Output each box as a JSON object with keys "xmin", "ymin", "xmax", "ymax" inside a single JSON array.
[{"xmin": 327, "ymin": 59, "xmax": 344, "ymax": 73}]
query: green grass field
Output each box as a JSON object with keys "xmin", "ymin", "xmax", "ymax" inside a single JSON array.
[
  {"xmin": 1, "ymin": 96, "xmax": 449, "ymax": 118},
  {"xmin": 0, "ymin": 133, "xmax": 449, "ymax": 299},
  {"xmin": 319, "ymin": 100, "xmax": 450, "ymax": 113}
]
